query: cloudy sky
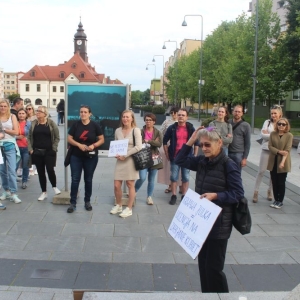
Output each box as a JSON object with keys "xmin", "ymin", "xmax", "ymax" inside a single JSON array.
[{"xmin": 0, "ymin": 0, "xmax": 251, "ymax": 91}]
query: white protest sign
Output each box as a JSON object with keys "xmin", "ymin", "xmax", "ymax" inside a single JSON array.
[
  {"xmin": 168, "ymin": 188, "xmax": 222, "ymax": 259},
  {"xmin": 108, "ymin": 139, "xmax": 129, "ymax": 157}
]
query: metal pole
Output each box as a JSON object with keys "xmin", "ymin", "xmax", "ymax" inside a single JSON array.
[
  {"xmin": 182, "ymin": 14, "xmax": 203, "ymax": 122},
  {"xmin": 251, "ymin": 0, "xmax": 259, "ymax": 133}
]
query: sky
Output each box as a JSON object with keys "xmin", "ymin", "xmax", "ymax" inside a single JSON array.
[{"xmin": 0, "ymin": 0, "xmax": 252, "ymax": 91}]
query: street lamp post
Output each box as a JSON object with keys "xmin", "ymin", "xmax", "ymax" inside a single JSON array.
[
  {"xmin": 146, "ymin": 64, "xmax": 156, "ymax": 104},
  {"xmin": 182, "ymin": 14, "xmax": 203, "ymax": 122},
  {"xmin": 162, "ymin": 40, "xmax": 178, "ymax": 107},
  {"xmin": 251, "ymin": 0, "xmax": 259, "ymax": 133},
  {"xmin": 152, "ymin": 55, "xmax": 165, "ymax": 105}
]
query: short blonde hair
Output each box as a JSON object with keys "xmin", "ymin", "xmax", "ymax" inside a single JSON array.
[{"xmin": 37, "ymin": 106, "xmax": 49, "ymax": 118}]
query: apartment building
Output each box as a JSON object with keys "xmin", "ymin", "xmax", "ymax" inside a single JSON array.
[
  {"xmin": 3, "ymin": 72, "xmax": 18, "ymax": 98},
  {"xmin": 0, "ymin": 68, "xmax": 4, "ymax": 99}
]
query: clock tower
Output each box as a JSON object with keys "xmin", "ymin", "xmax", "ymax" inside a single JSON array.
[{"xmin": 74, "ymin": 20, "xmax": 88, "ymax": 62}]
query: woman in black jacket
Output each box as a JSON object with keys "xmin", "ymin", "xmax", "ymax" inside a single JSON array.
[{"xmin": 175, "ymin": 126, "xmax": 244, "ymax": 293}]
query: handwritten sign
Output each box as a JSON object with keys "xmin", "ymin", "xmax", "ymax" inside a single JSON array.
[
  {"xmin": 108, "ymin": 139, "xmax": 129, "ymax": 157},
  {"xmin": 168, "ymin": 188, "xmax": 222, "ymax": 259}
]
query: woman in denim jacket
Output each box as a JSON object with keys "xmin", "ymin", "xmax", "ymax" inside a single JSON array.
[{"xmin": 16, "ymin": 108, "xmax": 31, "ymax": 189}]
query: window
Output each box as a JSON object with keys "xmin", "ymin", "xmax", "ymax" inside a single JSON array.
[
  {"xmin": 292, "ymin": 89, "xmax": 300, "ymax": 100},
  {"xmin": 35, "ymin": 99, "xmax": 42, "ymax": 105},
  {"xmin": 79, "ymin": 72, "xmax": 85, "ymax": 78},
  {"xmin": 53, "ymin": 86, "xmax": 57, "ymax": 92},
  {"xmin": 60, "ymin": 72, "xmax": 65, "ymax": 78},
  {"xmin": 11, "ymin": 81, "xmax": 14, "ymax": 84},
  {"xmin": 52, "ymin": 99, "xmax": 57, "ymax": 105},
  {"xmin": 262, "ymin": 100, "xmax": 267, "ymax": 106},
  {"xmin": 71, "ymin": 63, "xmax": 77, "ymax": 69},
  {"xmin": 6, "ymin": 86, "xmax": 10, "ymax": 90},
  {"xmin": 30, "ymin": 70, "xmax": 36, "ymax": 77},
  {"xmin": 6, "ymin": 75, "xmax": 10, "ymax": 78},
  {"xmin": 24, "ymin": 98, "xmax": 31, "ymax": 104},
  {"xmin": 60, "ymin": 86, "xmax": 64, "ymax": 92},
  {"xmin": 37, "ymin": 84, "xmax": 41, "ymax": 92},
  {"xmin": 6, "ymin": 81, "xmax": 10, "ymax": 84},
  {"xmin": 26, "ymin": 84, "xmax": 30, "ymax": 92}
]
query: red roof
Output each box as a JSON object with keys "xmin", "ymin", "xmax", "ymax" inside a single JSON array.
[{"xmin": 20, "ymin": 52, "xmax": 122, "ymax": 84}]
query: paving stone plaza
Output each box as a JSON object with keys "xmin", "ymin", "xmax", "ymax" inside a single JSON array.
[{"xmin": 0, "ymin": 109, "xmax": 299, "ymax": 299}]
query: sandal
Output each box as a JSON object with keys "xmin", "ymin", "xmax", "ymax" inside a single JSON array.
[{"xmin": 164, "ymin": 186, "xmax": 171, "ymax": 193}]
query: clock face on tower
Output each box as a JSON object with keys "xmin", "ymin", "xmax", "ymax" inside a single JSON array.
[{"xmin": 77, "ymin": 40, "xmax": 82, "ymax": 45}]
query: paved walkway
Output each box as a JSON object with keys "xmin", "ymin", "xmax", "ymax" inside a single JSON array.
[{"xmin": 0, "ymin": 110, "xmax": 299, "ymax": 299}]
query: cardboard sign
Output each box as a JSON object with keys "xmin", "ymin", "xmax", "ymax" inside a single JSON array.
[
  {"xmin": 108, "ymin": 139, "xmax": 128, "ymax": 157},
  {"xmin": 168, "ymin": 188, "xmax": 222, "ymax": 259}
]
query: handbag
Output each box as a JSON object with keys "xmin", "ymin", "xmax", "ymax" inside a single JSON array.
[
  {"xmin": 256, "ymin": 138, "xmax": 263, "ymax": 145},
  {"xmin": 64, "ymin": 146, "xmax": 73, "ymax": 167},
  {"xmin": 152, "ymin": 152, "xmax": 163, "ymax": 166},
  {"xmin": 132, "ymin": 129, "xmax": 153, "ymax": 171},
  {"xmin": 33, "ymin": 148, "xmax": 47, "ymax": 156},
  {"xmin": 232, "ymin": 197, "xmax": 252, "ymax": 235}
]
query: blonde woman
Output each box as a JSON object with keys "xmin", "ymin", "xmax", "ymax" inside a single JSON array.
[
  {"xmin": 252, "ymin": 105, "xmax": 283, "ymax": 202},
  {"xmin": 268, "ymin": 118, "xmax": 293, "ymax": 209},
  {"xmin": 0, "ymin": 99, "xmax": 22, "ymax": 204},
  {"xmin": 25, "ymin": 104, "xmax": 37, "ymax": 121},
  {"xmin": 110, "ymin": 110, "xmax": 142, "ymax": 218},
  {"xmin": 27, "ymin": 106, "xmax": 61, "ymax": 201}
]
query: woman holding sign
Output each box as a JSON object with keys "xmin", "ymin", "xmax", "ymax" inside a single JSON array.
[
  {"xmin": 110, "ymin": 110, "xmax": 142, "ymax": 218},
  {"xmin": 66, "ymin": 105, "xmax": 104, "ymax": 213},
  {"xmin": 175, "ymin": 126, "xmax": 244, "ymax": 293}
]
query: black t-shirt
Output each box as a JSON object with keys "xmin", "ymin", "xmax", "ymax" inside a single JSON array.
[
  {"xmin": 33, "ymin": 124, "xmax": 52, "ymax": 150},
  {"xmin": 68, "ymin": 121, "xmax": 103, "ymax": 156}
]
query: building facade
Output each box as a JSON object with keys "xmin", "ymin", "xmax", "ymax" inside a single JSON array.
[
  {"xmin": 19, "ymin": 21, "xmax": 122, "ymax": 108},
  {"xmin": 0, "ymin": 68, "xmax": 4, "ymax": 99}
]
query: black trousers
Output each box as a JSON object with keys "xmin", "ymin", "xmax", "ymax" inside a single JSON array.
[
  {"xmin": 33, "ymin": 152, "xmax": 57, "ymax": 192},
  {"xmin": 198, "ymin": 239, "xmax": 229, "ymax": 293},
  {"xmin": 270, "ymin": 159, "xmax": 287, "ymax": 202}
]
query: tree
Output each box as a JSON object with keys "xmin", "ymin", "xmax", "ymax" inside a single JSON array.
[
  {"xmin": 131, "ymin": 90, "xmax": 143, "ymax": 106},
  {"xmin": 7, "ymin": 93, "xmax": 20, "ymax": 102}
]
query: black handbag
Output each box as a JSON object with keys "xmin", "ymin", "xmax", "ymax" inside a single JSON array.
[
  {"xmin": 33, "ymin": 148, "xmax": 47, "ymax": 156},
  {"xmin": 64, "ymin": 146, "xmax": 73, "ymax": 167},
  {"xmin": 131, "ymin": 129, "xmax": 153, "ymax": 171},
  {"xmin": 232, "ymin": 197, "xmax": 252, "ymax": 235}
]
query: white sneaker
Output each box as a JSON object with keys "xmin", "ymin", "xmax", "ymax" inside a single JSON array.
[
  {"xmin": 147, "ymin": 196, "xmax": 154, "ymax": 205},
  {"xmin": 38, "ymin": 192, "xmax": 47, "ymax": 201},
  {"xmin": 10, "ymin": 194, "xmax": 22, "ymax": 204},
  {"xmin": 119, "ymin": 207, "xmax": 132, "ymax": 218},
  {"xmin": 110, "ymin": 204, "xmax": 123, "ymax": 214},
  {"xmin": 0, "ymin": 191, "xmax": 11, "ymax": 201},
  {"xmin": 34, "ymin": 170, "xmax": 38, "ymax": 175},
  {"xmin": 53, "ymin": 187, "xmax": 61, "ymax": 195}
]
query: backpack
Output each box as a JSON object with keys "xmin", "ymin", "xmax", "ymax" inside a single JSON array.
[{"xmin": 223, "ymin": 157, "xmax": 252, "ymax": 235}]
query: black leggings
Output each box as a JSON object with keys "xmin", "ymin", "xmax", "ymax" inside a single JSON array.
[
  {"xmin": 270, "ymin": 158, "xmax": 287, "ymax": 202},
  {"xmin": 33, "ymin": 152, "xmax": 57, "ymax": 192}
]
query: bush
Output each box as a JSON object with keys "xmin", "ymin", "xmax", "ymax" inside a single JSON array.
[
  {"xmin": 152, "ymin": 105, "xmax": 165, "ymax": 114},
  {"xmin": 201, "ymin": 116, "xmax": 216, "ymax": 127},
  {"xmin": 143, "ymin": 105, "xmax": 153, "ymax": 112}
]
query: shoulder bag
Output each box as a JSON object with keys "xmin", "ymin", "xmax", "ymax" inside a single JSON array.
[
  {"xmin": 224, "ymin": 158, "xmax": 252, "ymax": 235},
  {"xmin": 132, "ymin": 129, "xmax": 153, "ymax": 171}
]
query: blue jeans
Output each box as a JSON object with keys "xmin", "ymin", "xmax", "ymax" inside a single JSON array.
[
  {"xmin": 70, "ymin": 154, "xmax": 98, "ymax": 205},
  {"xmin": 223, "ymin": 147, "xmax": 228, "ymax": 155},
  {"xmin": 16, "ymin": 147, "xmax": 30, "ymax": 183},
  {"xmin": 0, "ymin": 146, "xmax": 18, "ymax": 193},
  {"xmin": 170, "ymin": 161, "xmax": 190, "ymax": 183},
  {"xmin": 228, "ymin": 152, "xmax": 243, "ymax": 170},
  {"xmin": 135, "ymin": 168, "xmax": 158, "ymax": 197}
]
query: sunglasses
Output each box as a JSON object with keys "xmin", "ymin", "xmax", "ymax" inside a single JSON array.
[
  {"xmin": 26, "ymin": 108, "xmax": 32, "ymax": 110},
  {"xmin": 277, "ymin": 122, "xmax": 286, "ymax": 127},
  {"xmin": 272, "ymin": 105, "xmax": 281, "ymax": 109},
  {"xmin": 199, "ymin": 142, "xmax": 212, "ymax": 148},
  {"xmin": 145, "ymin": 119, "xmax": 153, "ymax": 122}
]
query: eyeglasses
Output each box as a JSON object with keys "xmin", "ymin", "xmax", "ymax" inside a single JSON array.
[
  {"xmin": 26, "ymin": 108, "xmax": 32, "ymax": 110},
  {"xmin": 277, "ymin": 122, "xmax": 287, "ymax": 127},
  {"xmin": 199, "ymin": 143, "xmax": 212, "ymax": 148},
  {"xmin": 272, "ymin": 105, "xmax": 281, "ymax": 109},
  {"xmin": 177, "ymin": 114, "xmax": 187, "ymax": 117},
  {"xmin": 145, "ymin": 119, "xmax": 153, "ymax": 122},
  {"xmin": 36, "ymin": 110, "xmax": 45, "ymax": 114}
]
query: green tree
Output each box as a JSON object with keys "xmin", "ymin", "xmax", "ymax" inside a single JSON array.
[
  {"xmin": 7, "ymin": 93, "xmax": 20, "ymax": 102},
  {"xmin": 131, "ymin": 90, "xmax": 143, "ymax": 106}
]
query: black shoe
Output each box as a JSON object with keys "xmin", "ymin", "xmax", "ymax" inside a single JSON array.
[
  {"xmin": 67, "ymin": 204, "xmax": 76, "ymax": 213},
  {"xmin": 181, "ymin": 195, "xmax": 185, "ymax": 201},
  {"xmin": 274, "ymin": 202, "xmax": 283, "ymax": 209},
  {"xmin": 270, "ymin": 201, "xmax": 278, "ymax": 208},
  {"xmin": 85, "ymin": 202, "xmax": 92, "ymax": 211},
  {"xmin": 169, "ymin": 195, "xmax": 177, "ymax": 205}
]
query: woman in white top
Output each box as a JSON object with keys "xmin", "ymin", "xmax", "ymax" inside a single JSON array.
[
  {"xmin": 252, "ymin": 105, "xmax": 283, "ymax": 203},
  {"xmin": 0, "ymin": 99, "xmax": 21, "ymax": 205}
]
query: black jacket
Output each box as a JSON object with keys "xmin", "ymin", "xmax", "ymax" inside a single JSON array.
[
  {"xmin": 163, "ymin": 122, "xmax": 199, "ymax": 161},
  {"xmin": 175, "ymin": 145, "xmax": 244, "ymax": 239}
]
